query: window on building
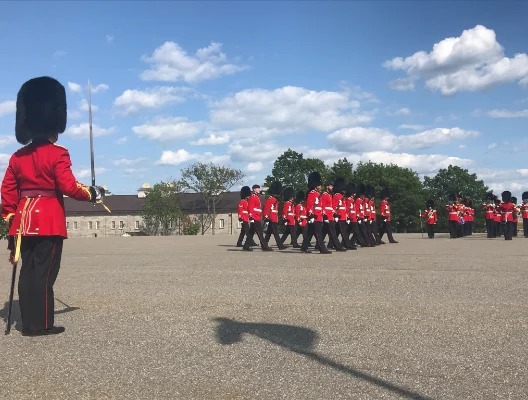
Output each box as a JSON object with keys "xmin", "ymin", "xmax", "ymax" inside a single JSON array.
[
  {"xmin": 95, "ymin": 221, "xmax": 100, "ymax": 230},
  {"xmin": 73, "ymin": 222, "xmax": 78, "ymax": 230},
  {"xmin": 119, "ymin": 221, "xmax": 124, "ymax": 229},
  {"xmin": 135, "ymin": 220, "xmax": 140, "ymax": 230},
  {"xmin": 111, "ymin": 221, "xmax": 116, "ymax": 229},
  {"xmin": 66, "ymin": 221, "xmax": 69, "ymax": 230},
  {"xmin": 219, "ymin": 219, "xmax": 225, "ymax": 229},
  {"xmin": 88, "ymin": 221, "xmax": 93, "ymax": 230}
]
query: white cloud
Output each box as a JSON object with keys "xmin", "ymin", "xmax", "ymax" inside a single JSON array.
[
  {"xmin": 68, "ymin": 110, "xmax": 83, "ymax": 120},
  {"xmin": 132, "ymin": 116, "xmax": 204, "ymax": 142},
  {"xmin": 190, "ymin": 133, "xmax": 230, "ymax": 146},
  {"xmin": 65, "ymin": 123, "xmax": 116, "ymax": 139},
  {"xmin": 210, "ymin": 86, "xmax": 371, "ymax": 133},
  {"xmin": 228, "ymin": 139, "xmax": 284, "ymax": 163},
  {"xmin": 116, "ymin": 136, "xmax": 128, "ymax": 145},
  {"xmin": 113, "ymin": 157, "xmax": 148, "ymax": 167},
  {"xmin": 114, "ymin": 86, "xmax": 186, "ymax": 115},
  {"xmin": 384, "ymin": 25, "xmax": 528, "ymax": 95},
  {"xmin": 68, "ymin": 82, "xmax": 82, "ymax": 93},
  {"xmin": 339, "ymin": 82, "xmax": 381, "ymax": 103},
  {"xmin": 435, "ymin": 114, "xmax": 459, "ymax": 122},
  {"xmin": 92, "ymin": 84, "xmax": 109, "ymax": 94},
  {"xmin": 0, "ymin": 135, "xmax": 16, "ymax": 148},
  {"xmin": 247, "ymin": 161, "xmax": 263, "ymax": 172},
  {"xmin": 488, "ymin": 143, "xmax": 497, "ymax": 150},
  {"xmin": 75, "ymin": 167, "xmax": 108, "ymax": 179},
  {"xmin": 399, "ymin": 124, "xmax": 424, "ymax": 131},
  {"xmin": 389, "ymin": 108, "xmax": 412, "ymax": 116},
  {"xmin": 388, "ymin": 77, "xmax": 416, "ymax": 91},
  {"xmin": 480, "ymin": 109, "xmax": 528, "ymax": 118},
  {"xmin": 0, "ymin": 153, "xmax": 11, "ymax": 168},
  {"xmin": 459, "ymin": 144, "xmax": 466, "ymax": 149},
  {"xmin": 79, "ymin": 99, "xmax": 99, "ymax": 112},
  {"xmin": 327, "ymin": 127, "xmax": 480, "ymax": 152},
  {"xmin": 140, "ymin": 41, "xmax": 247, "ymax": 83},
  {"xmin": 106, "ymin": 35, "xmax": 114, "ymax": 43},
  {"xmin": 156, "ymin": 149, "xmax": 230, "ymax": 166},
  {"xmin": 0, "ymin": 100, "xmax": 16, "ymax": 116}
]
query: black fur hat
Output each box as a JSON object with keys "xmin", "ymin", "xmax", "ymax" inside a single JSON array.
[
  {"xmin": 346, "ymin": 182, "xmax": 357, "ymax": 197},
  {"xmin": 502, "ymin": 191, "xmax": 511, "ymax": 203},
  {"xmin": 333, "ymin": 178, "xmax": 346, "ymax": 194},
  {"xmin": 358, "ymin": 183, "xmax": 366, "ymax": 196},
  {"xmin": 380, "ymin": 187, "xmax": 389, "ymax": 199},
  {"xmin": 15, "ymin": 76, "xmax": 67, "ymax": 145},
  {"xmin": 308, "ymin": 171, "xmax": 322, "ymax": 190},
  {"xmin": 426, "ymin": 199, "xmax": 434, "ymax": 208},
  {"xmin": 295, "ymin": 190, "xmax": 305, "ymax": 203},
  {"xmin": 511, "ymin": 196, "xmax": 517, "ymax": 205},
  {"xmin": 240, "ymin": 186, "xmax": 251, "ymax": 199},
  {"xmin": 448, "ymin": 193, "xmax": 457, "ymax": 202},
  {"xmin": 268, "ymin": 181, "xmax": 282, "ymax": 196},
  {"xmin": 486, "ymin": 192, "xmax": 494, "ymax": 201},
  {"xmin": 283, "ymin": 187, "xmax": 295, "ymax": 201},
  {"xmin": 522, "ymin": 191, "xmax": 528, "ymax": 201}
]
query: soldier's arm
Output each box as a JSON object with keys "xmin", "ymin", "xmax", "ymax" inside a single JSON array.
[
  {"xmin": 1, "ymin": 159, "xmax": 18, "ymax": 222},
  {"xmin": 54, "ymin": 147, "xmax": 93, "ymax": 201}
]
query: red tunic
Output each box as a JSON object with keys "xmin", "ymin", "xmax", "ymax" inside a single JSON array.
[
  {"xmin": 333, "ymin": 193, "xmax": 347, "ymax": 221},
  {"xmin": 355, "ymin": 198, "xmax": 365, "ymax": 220},
  {"xmin": 247, "ymin": 193, "xmax": 262, "ymax": 221},
  {"xmin": 494, "ymin": 206, "xmax": 502, "ymax": 223},
  {"xmin": 295, "ymin": 203, "xmax": 307, "ymax": 227},
  {"xmin": 446, "ymin": 204, "xmax": 458, "ymax": 222},
  {"xmin": 1, "ymin": 142, "xmax": 92, "ymax": 238},
  {"xmin": 370, "ymin": 200, "xmax": 377, "ymax": 221},
  {"xmin": 238, "ymin": 199, "xmax": 249, "ymax": 222},
  {"xmin": 263, "ymin": 196, "xmax": 279, "ymax": 223},
  {"xmin": 346, "ymin": 198, "xmax": 357, "ymax": 223},
  {"xmin": 306, "ymin": 190, "xmax": 323, "ymax": 222},
  {"xmin": 380, "ymin": 200, "xmax": 390, "ymax": 221},
  {"xmin": 421, "ymin": 209, "xmax": 437, "ymax": 224},
  {"xmin": 500, "ymin": 202, "xmax": 514, "ymax": 222},
  {"xmin": 521, "ymin": 203, "xmax": 528, "ymax": 219},
  {"xmin": 363, "ymin": 198, "xmax": 371, "ymax": 220},
  {"xmin": 282, "ymin": 200, "xmax": 295, "ymax": 226},
  {"xmin": 320, "ymin": 192, "xmax": 334, "ymax": 220},
  {"xmin": 483, "ymin": 203, "xmax": 495, "ymax": 219}
]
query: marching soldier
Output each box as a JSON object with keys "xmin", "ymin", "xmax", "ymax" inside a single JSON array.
[
  {"xmin": 346, "ymin": 182, "xmax": 366, "ymax": 247},
  {"xmin": 483, "ymin": 192, "xmax": 495, "ymax": 238},
  {"xmin": 355, "ymin": 184, "xmax": 373, "ymax": 247},
  {"xmin": 279, "ymin": 187, "xmax": 300, "ymax": 248},
  {"xmin": 243, "ymin": 184, "xmax": 273, "ymax": 251},
  {"xmin": 511, "ymin": 196, "xmax": 519, "ymax": 237},
  {"xmin": 500, "ymin": 191, "xmax": 514, "ymax": 240},
  {"xmin": 1, "ymin": 76, "xmax": 105, "ymax": 336},
  {"xmin": 369, "ymin": 186, "xmax": 383, "ymax": 244},
  {"xmin": 294, "ymin": 191, "xmax": 307, "ymax": 244},
  {"xmin": 378, "ymin": 188, "xmax": 398, "ymax": 243},
  {"xmin": 421, "ymin": 200, "xmax": 437, "ymax": 238},
  {"xmin": 321, "ymin": 181, "xmax": 346, "ymax": 251},
  {"xmin": 363, "ymin": 186, "xmax": 377, "ymax": 245},
  {"xmin": 333, "ymin": 178, "xmax": 355, "ymax": 250},
  {"xmin": 236, "ymin": 186, "xmax": 251, "ymax": 247},
  {"xmin": 521, "ymin": 192, "xmax": 528, "ymax": 238},
  {"xmin": 264, "ymin": 181, "xmax": 287, "ymax": 250},
  {"xmin": 446, "ymin": 194, "xmax": 459, "ymax": 239},
  {"xmin": 456, "ymin": 195, "xmax": 465, "ymax": 237},
  {"xmin": 494, "ymin": 196, "xmax": 502, "ymax": 237},
  {"xmin": 300, "ymin": 172, "xmax": 331, "ymax": 254}
]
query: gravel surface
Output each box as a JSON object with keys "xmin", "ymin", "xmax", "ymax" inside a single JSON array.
[{"xmin": 1, "ymin": 233, "xmax": 527, "ymax": 399}]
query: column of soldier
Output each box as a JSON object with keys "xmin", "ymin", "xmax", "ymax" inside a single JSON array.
[{"xmin": 235, "ymin": 171, "xmax": 398, "ymax": 253}]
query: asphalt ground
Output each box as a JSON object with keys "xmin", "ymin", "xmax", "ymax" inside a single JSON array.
[{"xmin": 1, "ymin": 232, "xmax": 527, "ymax": 399}]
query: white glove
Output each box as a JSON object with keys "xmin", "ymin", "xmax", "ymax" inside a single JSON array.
[
  {"xmin": 89, "ymin": 185, "xmax": 105, "ymax": 203},
  {"xmin": 358, "ymin": 220, "xmax": 362, "ymax": 224},
  {"xmin": 308, "ymin": 217, "xmax": 314, "ymax": 224},
  {"xmin": 334, "ymin": 217, "xmax": 338, "ymax": 223}
]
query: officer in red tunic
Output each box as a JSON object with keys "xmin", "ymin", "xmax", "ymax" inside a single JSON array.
[
  {"xmin": 332, "ymin": 178, "xmax": 355, "ymax": 250},
  {"xmin": 355, "ymin": 184, "xmax": 372, "ymax": 247},
  {"xmin": 263, "ymin": 181, "xmax": 287, "ymax": 250},
  {"xmin": 300, "ymin": 172, "xmax": 330, "ymax": 254},
  {"xmin": 521, "ymin": 192, "xmax": 528, "ymax": 238},
  {"xmin": 494, "ymin": 196, "xmax": 502, "ymax": 237},
  {"xmin": 279, "ymin": 187, "xmax": 299, "ymax": 248},
  {"xmin": 1, "ymin": 77, "xmax": 104, "ymax": 336},
  {"xmin": 369, "ymin": 186, "xmax": 383, "ymax": 245},
  {"xmin": 483, "ymin": 192, "xmax": 495, "ymax": 238},
  {"xmin": 363, "ymin": 186, "xmax": 377, "ymax": 246},
  {"xmin": 511, "ymin": 196, "xmax": 519, "ymax": 237},
  {"xmin": 500, "ymin": 191, "xmax": 514, "ymax": 240},
  {"xmin": 243, "ymin": 184, "xmax": 272, "ymax": 251},
  {"xmin": 421, "ymin": 200, "xmax": 437, "ymax": 238},
  {"xmin": 378, "ymin": 188, "xmax": 398, "ymax": 243},
  {"xmin": 346, "ymin": 182, "xmax": 366, "ymax": 247},
  {"xmin": 320, "ymin": 181, "xmax": 346, "ymax": 251},
  {"xmin": 294, "ymin": 191, "xmax": 307, "ymax": 244},
  {"xmin": 446, "ymin": 194, "xmax": 459, "ymax": 238},
  {"xmin": 236, "ymin": 186, "xmax": 251, "ymax": 247}
]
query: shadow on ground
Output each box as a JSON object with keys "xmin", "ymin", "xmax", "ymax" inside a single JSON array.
[{"xmin": 213, "ymin": 317, "xmax": 434, "ymax": 400}]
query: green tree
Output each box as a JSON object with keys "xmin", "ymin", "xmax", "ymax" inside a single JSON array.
[
  {"xmin": 140, "ymin": 181, "xmax": 182, "ymax": 236},
  {"xmin": 328, "ymin": 158, "xmax": 354, "ymax": 183},
  {"xmin": 179, "ymin": 162, "xmax": 245, "ymax": 235},
  {"xmin": 352, "ymin": 161, "xmax": 424, "ymax": 233},
  {"xmin": 0, "ymin": 218, "xmax": 9, "ymax": 240},
  {"xmin": 422, "ymin": 165, "xmax": 488, "ymax": 233}
]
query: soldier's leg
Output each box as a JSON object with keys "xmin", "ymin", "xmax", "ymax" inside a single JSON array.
[
  {"xmin": 270, "ymin": 222, "xmax": 287, "ymax": 249},
  {"xmin": 255, "ymin": 221, "xmax": 273, "ymax": 251},
  {"xmin": 321, "ymin": 221, "xmax": 329, "ymax": 247},
  {"xmin": 352, "ymin": 222, "xmax": 366, "ymax": 246},
  {"xmin": 486, "ymin": 219, "xmax": 492, "ymax": 238},
  {"xmin": 514, "ymin": 222, "xmax": 518, "ymax": 237},
  {"xmin": 236, "ymin": 222, "xmax": 247, "ymax": 246},
  {"xmin": 365, "ymin": 222, "xmax": 377, "ymax": 245},
  {"xmin": 264, "ymin": 222, "xmax": 272, "ymax": 243},
  {"xmin": 18, "ymin": 237, "xmax": 36, "ymax": 331},
  {"xmin": 279, "ymin": 224, "xmax": 290, "ymax": 245},
  {"xmin": 360, "ymin": 222, "xmax": 374, "ymax": 247},
  {"xmin": 314, "ymin": 221, "xmax": 331, "ymax": 253},
  {"xmin": 427, "ymin": 224, "xmax": 433, "ymax": 238},
  {"xmin": 524, "ymin": 219, "xmax": 528, "ymax": 237},
  {"xmin": 386, "ymin": 221, "xmax": 398, "ymax": 243},
  {"xmin": 300, "ymin": 224, "xmax": 315, "ymax": 252},
  {"xmin": 243, "ymin": 222, "xmax": 256, "ymax": 250},
  {"xmin": 327, "ymin": 221, "xmax": 345, "ymax": 251},
  {"xmin": 372, "ymin": 220, "xmax": 383, "ymax": 244},
  {"xmin": 339, "ymin": 221, "xmax": 356, "ymax": 249},
  {"xmin": 289, "ymin": 225, "xmax": 300, "ymax": 247}
]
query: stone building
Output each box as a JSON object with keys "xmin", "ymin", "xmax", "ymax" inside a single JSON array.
[{"xmin": 64, "ymin": 187, "xmax": 253, "ymax": 238}]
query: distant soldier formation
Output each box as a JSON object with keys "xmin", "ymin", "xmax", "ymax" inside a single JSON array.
[
  {"xmin": 482, "ymin": 191, "xmax": 526, "ymax": 240},
  {"xmin": 236, "ymin": 171, "xmax": 398, "ymax": 253}
]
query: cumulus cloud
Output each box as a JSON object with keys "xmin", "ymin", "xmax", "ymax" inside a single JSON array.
[
  {"xmin": 132, "ymin": 116, "xmax": 204, "ymax": 143},
  {"xmin": 157, "ymin": 149, "xmax": 230, "ymax": 166},
  {"xmin": 0, "ymin": 100, "xmax": 15, "ymax": 116},
  {"xmin": 92, "ymin": 84, "xmax": 109, "ymax": 93},
  {"xmin": 79, "ymin": 99, "xmax": 99, "ymax": 112},
  {"xmin": 478, "ymin": 109, "xmax": 528, "ymax": 118},
  {"xmin": 68, "ymin": 82, "xmax": 82, "ymax": 93},
  {"xmin": 116, "ymin": 136, "xmax": 128, "ymax": 145},
  {"xmin": 0, "ymin": 153, "xmax": 11, "ymax": 168},
  {"xmin": 113, "ymin": 157, "xmax": 149, "ymax": 167},
  {"xmin": 388, "ymin": 108, "xmax": 412, "ymax": 116},
  {"xmin": 327, "ymin": 127, "xmax": 480, "ymax": 152},
  {"xmin": 228, "ymin": 139, "xmax": 284, "ymax": 163},
  {"xmin": 114, "ymin": 86, "xmax": 187, "ymax": 115},
  {"xmin": 210, "ymin": 86, "xmax": 371, "ymax": 133},
  {"xmin": 75, "ymin": 167, "xmax": 108, "ymax": 179},
  {"xmin": 190, "ymin": 133, "xmax": 230, "ymax": 146},
  {"xmin": 247, "ymin": 161, "xmax": 263, "ymax": 172},
  {"xmin": 384, "ymin": 25, "xmax": 528, "ymax": 95},
  {"xmin": 0, "ymin": 135, "xmax": 16, "ymax": 148},
  {"xmin": 65, "ymin": 123, "xmax": 116, "ymax": 139},
  {"xmin": 399, "ymin": 124, "xmax": 424, "ymax": 131},
  {"xmin": 140, "ymin": 41, "xmax": 247, "ymax": 83}
]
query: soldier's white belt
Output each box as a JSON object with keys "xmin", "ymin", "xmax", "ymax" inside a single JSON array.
[{"xmin": 254, "ymin": 208, "xmax": 262, "ymax": 212}]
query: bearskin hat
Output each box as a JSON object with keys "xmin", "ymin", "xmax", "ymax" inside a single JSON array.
[
  {"xmin": 501, "ymin": 190, "xmax": 512, "ymax": 203},
  {"xmin": 426, "ymin": 199, "xmax": 434, "ymax": 208},
  {"xmin": 486, "ymin": 192, "xmax": 494, "ymax": 201},
  {"xmin": 240, "ymin": 186, "xmax": 251, "ymax": 199},
  {"xmin": 15, "ymin": 76, "xmax": 67, "ymax": 145},
  {"xmin": 380, "ymin": 187, "xmax": 389, "ymax": 199},
  {"xmin": 511, "ymin": 196, "xmax": 517, "ymax": 205},
  {"xmin": 522, "ymin": 191, "xmax": 528, "ymax": 201},
  {"xmin": 333, "ymin": 178, "xmax": 346, "ymax": 194},
  {"xmin": 268, "ymin": 181, "xmax": 282, "ymax": 196},
  {"xmin": 283, "ymin": 187, "xmax": 295, "ymax": 201},
  {"xmin": 307, "ymin": 171, "xmax": 322, "ymax": 190},
  {"xmin": 469, "ymin": 200, "xmax": 473, "ymax": 208},
  {"xmin": 369, "ymin": 185, "xmax": 376, "ymax": 198},
  {"xmin": 346, "ymin": 182, "xmax": 357, "ymax": 197},
  {"xmin": 295, "ymin": 190, "xmax": 305, "ymax": 203},
  {"xmin": 448, "ymin": 193, "xmax": 457, "ymax": 202},
  {"xmin": 358, "ymin": 183, "xmax": 366, "ymax": 196},
  {"xmin": 495, "ymin": 198, "xmax": 501, "ymax": 205}
]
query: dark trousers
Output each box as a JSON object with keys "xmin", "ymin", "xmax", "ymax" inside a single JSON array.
[
  {"xmin": 19, "ymin": 236, "xmax": 64, "ymax": 331},
  {"xmin": 379, "ymin": 220, "xmax": 396, "ymax": 243},
  {"xmin": 504, "ymin": 221, "xmax": 514, "ymax": 240},
  {"xmin": 448, "ymin": 220, "xmax": 458, "ymax": 238},
  {"xmin": 280, "ymin": 225, "xmax": 299, "ymax": 246},
  {"xmin": 301, "ymin": 221, "xmax": 327, "ymax": 252},
  {"xmin": 365, "ymin": 221, "xmax": 377, "ymax": 245},
  {"xmin": 348, "ymin": 222, "xmax": 365, "ymax": 246},
  {"xmin": 485, "ymin": 219, "xmax": 494, "ymax": 238},
  {"xmin": 295, "ymin": 224, "xmax": 307, "ymax": 243},
  {"xmin": 524, "ymin": 219, "xmax": 528, "ymax": 237},
  {"xmin": 371, "ymin": 219, "xmax": 382, "ymax": 243},
  {"xmin": 237, "ymin": 221, "xmax": 249, "ymax": 245},
  {"xmin": 513, "ymin": 221, "xmax": 518, "ymax": 237},
  {"xmin": 359, "ymin": 221, "xmax": 372, "ymax": 246},
  {"xmin": 264, "ymin": 221, "xmax": 284, "ymax": 248},
  {"xmin": 322, "ymin": 220, "xmax": 344, "ymax": 250},
  {"xmin": 495, "ymin": 221, "xmax": 502, "ymax": 237},
  {"xmin": 336, "ymin": 220, "xmax": 354, "ymax": 248},
  {"xmin": 244, "ymin": 220, "xmax": 270, "ymax": 250},
  {"xmin": 426, "ymin": 224, "xmax": 435, "ymax": 238}
]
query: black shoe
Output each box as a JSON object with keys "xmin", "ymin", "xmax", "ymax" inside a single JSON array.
[
  {"xmin": 236, "ymin": 244, "xmax": 243, "ymax": 247},
  {"xmin": 390, "ymin": 240, "xmax": 398, "ymax": 243},
  {"xmin": 242, "ymin": 247, "xmax": 253, "ymax": 251},
  {"xmin": 320, "ymin": 248, "xmax": 332, "ymax": 254},
  {"xmin": 22, "ymin": 326, "xmax": 65, "ymax": 336},
  {"xmin": 347, "ymin": 245, "xmax": 358, "ymax": 250},
  {"xmin": 336, "ymin": 248, "xmax": 347, "ymax": 252},
  {"xmin": 379, "ymin": 240, "xmax": 386, "ymax": 244},
  {"xmin": 263, "ymin": 247, "xmax": 274, "ymax": 251},
  {"xmin": 300, "ymin": 248, "xmax": 312, "ymax": 253},
  {"xmin": 292, "ymin": 244, "xmax": 301, "ymax": 248},
  {"xmin": 278, "ymin": 245, "xmax": 288, "ymax": 250}
]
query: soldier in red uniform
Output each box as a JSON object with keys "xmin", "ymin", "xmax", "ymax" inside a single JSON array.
[
  {"xmin": 1, "ymin": 76, "xmax": 104, "ymax": 336},
  {"xmin": 369, "ymin": 186, "xmax": 383, "ymax": 245},
  {"xmin": 378, "ymin": 188, "xmax": 398, "ymax": 244},
  {"xmin": 332, "ymin": 178, "xmax": 355, "ymax": 250},
  {"xmin": 263, "ymin": 181, "xmax": 287, "ymax": 250},
  {"xmin": 243, "ymin": 184, "xmax": 273, "ymax": 251},
  {"xmin": 511, "ymin": 196, "xmax": 519, "ymax": 237},
  {"xmin": 446, "ymin": 194, "xmax": 459, "ymax": 239},
  {"xmin": 483, "ymin": 192, "xmax": 495, "ymax": 238},
  {"xmin": 500, "ymin": 191, "xmax": 514, "ymax": 240},
  {"xmin": 300, "ymin": 172, "xmax": 330, "ymax": 254},
  {"xmin": 236, "ymin": 186, "xmax": 251, "ymax": 247},
  {"xmin": 320, "ymin": 181, "xmax": 346, "ymax": 251},
  {"xmin": 421, "ymin": 200, "xmax": 437, "ymax": 238},
  {"xmin": 521, "ymin": 192, "xmax": 528, "ymax": 238},
  {"xmin": 363, "ymin": 186, "xmax": 376, "ymax": 246},
  {"xmin": 294, "ymin": 191, "xmax": 307, "ymax": 244},
  {"xmin": 279, "ymin": 187, "xmax": 299, "ymax": 248},
  {"xmin": 346, "ymin": 182, "xmax": 366, "ymax": 247},
  {"xmin": 355, "ymin": 184, "xmax": 372, "ymax": 247},
  {"xmin": 494, "ymin": 196, "xmax": 502, "ymax": 237}
]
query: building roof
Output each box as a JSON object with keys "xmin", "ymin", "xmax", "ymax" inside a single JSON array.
[{"xmin": 63, "ymin": 191, "xmax": 258, "ymax": 216}]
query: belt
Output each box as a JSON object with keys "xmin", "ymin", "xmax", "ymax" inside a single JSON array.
[{"xmin": 19, "ymin": 189, "xmax": 58, "ymax": 199}]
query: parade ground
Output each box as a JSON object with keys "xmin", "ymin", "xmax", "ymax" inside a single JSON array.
[{"xmin": 1, "ymin": 233, "xmax": 527, "ymax": 399}]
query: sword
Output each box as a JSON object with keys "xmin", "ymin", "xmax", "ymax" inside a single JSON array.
[{"xmin": 419, "ymin": 209, "xmax": 423, "ymax": 238}]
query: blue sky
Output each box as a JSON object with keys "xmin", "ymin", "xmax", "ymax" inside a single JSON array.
[{"xmin": 1, "ymin": 1, "xmax": 528, "ymax": 198}]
